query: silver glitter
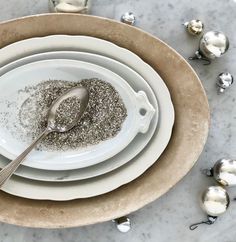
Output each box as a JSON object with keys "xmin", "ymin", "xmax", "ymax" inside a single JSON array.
[
  {"xmin": 17, "ymin": 79, "xmax": 127, "ymax": 151},
  {"xmin": 53, "ymin": 96, "xmax": 81, "ymax": 130}
]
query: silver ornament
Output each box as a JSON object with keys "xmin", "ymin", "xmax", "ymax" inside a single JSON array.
[
  {"xmin": 212, "ymin": 159, "xmax": 236, "ymax": 186},
  {"xmin": 190, "ymin": 186, "xmax": 230, "ymax": 230},
  {"xmin": 48, "ymin": 0, "xmax": 91, "ymax": 14},
  {"xmin": 121, "ymin": 12, "xmax": 136, "ymax": 26},
  {"xmin": 184, "ymin": 19, "xmax": 204, "ymax": 35},
  {"xmin": 113, "ymin": 217, "xmax": 131, "ymax": 233},
  {"xmin": 216, "ymin": 73, "xmax": 234, "ymax": 93},
  {"xmin": 189, "ymin": 31, "xmax": 229, "ymax": 64},
  {"xmin": 201, "ymin": 186, "xmax": 230, "ymax": 216},
  {"xmin": 199, "ymin": 31, "xmax": 229, "ymax": 59}
]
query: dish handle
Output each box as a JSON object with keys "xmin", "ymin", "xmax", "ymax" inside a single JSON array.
[{"xmin": 135, "ymin": 91, "xmax": 156, "ymax": 133}]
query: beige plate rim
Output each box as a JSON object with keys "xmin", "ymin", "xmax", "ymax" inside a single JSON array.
[{"xmin": 0, "ymin": 13, "xmax": 210, "ymax": 228}]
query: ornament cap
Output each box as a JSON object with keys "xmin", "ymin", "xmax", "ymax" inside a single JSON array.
[
  {"xmin": 183, "ymin": 21, "xmax": 189, "ymax": 27},
  {"xmin": 188, "ymin": 51, "xmax": 211, "ymax": 65},
  {"xmin": 217, "ymin": 87, "xmax": 225, "ymax": 94},
  {"xmin": 201, "ymin": 168, "xmax": 213, "ymax": 177}
]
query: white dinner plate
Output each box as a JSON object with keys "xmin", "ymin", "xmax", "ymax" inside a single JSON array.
[
  {"xmin": 0, "ymin": 35, "xmax": 174, "ymax": 200},
  {"xmin": 0, "ymin": 51, "xmax": 158, "ymax": 181},
  {"xmin": 0, "ymin": 59, "xmax": 155, "ymax": 170}
]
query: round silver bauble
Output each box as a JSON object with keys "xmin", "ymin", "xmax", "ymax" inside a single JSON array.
[
  {"xmin": 213, "ymin": 159, "xmax": 236, "ymax": 185},
  {"xmin": 121, "ymin": 12, "xmax": 136, "ymax": 26},
  {"xmin": 184, "ymin": 19, "xmax": 204, "ymax": 35},
  {"xmin": 190, "ymin": 186, "xmax": 230, "ymax": 230},
  {"xmin": 216, "ymin": 73, "xmax": 234, "ymax": 93},
  {"xmin": 201, "ymin": 186, "xmax": 230, "ymax": 216},
  {"xmin": 189, "ymin": 31, "xmax": 229, "ymax": 64}
]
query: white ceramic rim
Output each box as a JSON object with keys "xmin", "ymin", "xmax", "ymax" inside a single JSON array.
[
  {"xmin": 0, "ymin": 50, "xmax": 158, "ymax": 181},
  {"xmin": 0, "ymin": 35, "xmax": 174, "ymax": 200},
  {"xmin": 0, "ymin": 59, "xmax": 156, "ymax": 170}
]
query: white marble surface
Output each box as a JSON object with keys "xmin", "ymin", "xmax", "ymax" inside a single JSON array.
[{"xmin": 0, "ymin": 0, "xmax": 236, "ymax": 241}]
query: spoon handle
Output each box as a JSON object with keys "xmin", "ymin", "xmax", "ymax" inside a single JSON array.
[{"xmin": 0, "ymin": 129, "xmax": 50, "ymax": 187}]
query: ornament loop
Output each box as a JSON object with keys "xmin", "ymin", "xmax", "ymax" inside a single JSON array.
[
  {"xmin": 189, "ymin": 216, "xmax": 217, "ymax": 230},
  {"xmin": 188, "ymin": 56, "xmax": 211, "ymax": 65},
  {"xmin": 189, "ymin": 220, "xmax": 212, "ymax": 230},
  {"xmin": 201, "ymin": 168, "xmax": 213, "ymax": 177}
]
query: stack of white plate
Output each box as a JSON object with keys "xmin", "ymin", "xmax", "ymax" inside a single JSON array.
[{"xmin": 0, "ymin": 35, "xmax": 174, "ymax": 201}]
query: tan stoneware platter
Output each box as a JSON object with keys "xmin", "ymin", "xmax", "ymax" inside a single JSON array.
[{"xmin": 0, "ymin": 14, "xmax": 209, "ymax": 228}]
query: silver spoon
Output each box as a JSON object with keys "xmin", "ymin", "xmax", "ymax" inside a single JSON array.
[{"xmin": 0, "ymin": 86, "xmax": 89, "ymax": 187}]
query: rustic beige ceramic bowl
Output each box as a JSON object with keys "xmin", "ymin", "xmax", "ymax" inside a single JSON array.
[{"xmin": 0, "ymin": 14, "xmax": 209, "ymax": 228}]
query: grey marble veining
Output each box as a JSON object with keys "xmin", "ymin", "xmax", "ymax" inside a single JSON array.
[{"xmin": 0, "ymin": 0, "xmax": 236, "ymax": 241}]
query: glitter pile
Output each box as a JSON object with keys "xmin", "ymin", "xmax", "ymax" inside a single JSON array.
[
  {"xmin": 17, "ymin": 79, "xmax": 127, "ymax": 151},
  {"xmin": 53, "ymin": 96, "xmax": 81, "ymax": 130}
]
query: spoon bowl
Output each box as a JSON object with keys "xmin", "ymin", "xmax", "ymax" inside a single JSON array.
[{"xmin": 47, "ymin": 87, "xmax": 89, "ymax": 132}]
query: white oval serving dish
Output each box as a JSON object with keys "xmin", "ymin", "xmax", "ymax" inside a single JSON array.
[
  {"xmin": 0, "ymin": 59, "xmax": 156, "ymax": 170},
  {"xmin": 0, "ymin": 50, "xmax": 158, "ymax": 181},
  {"xmin": 0, "ymin": 35, "xmax": 174, "ymax": 200}
]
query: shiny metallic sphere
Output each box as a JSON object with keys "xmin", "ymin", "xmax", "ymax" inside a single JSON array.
[
  {"xmin": 121, "ymin": 12, "xmax": 136, "ymax": 25},
  {"xmin": 216, "ymin": 72, "xmax": 234, "ymax": 93},
  {"xmin": 113, "ymin": 217, "xmax": 131, "ymax": 233},
  {"xmin": 48, "ymin": 0, "xmax": 90, "ymax": 13},
  {"xmin": 213, "ymin": 159, "xmax": 236, "ymax": 186},
  {"xmin": 184, "ymin": 19, "xmax": 204, "ymax": 35},
  {"xmin": 199, "ymin": 31, "xmax": 229, "ymax": 59},
  {"xmin": 201, "ymin": 186, "xmax": 230, "ymax": 217}
]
